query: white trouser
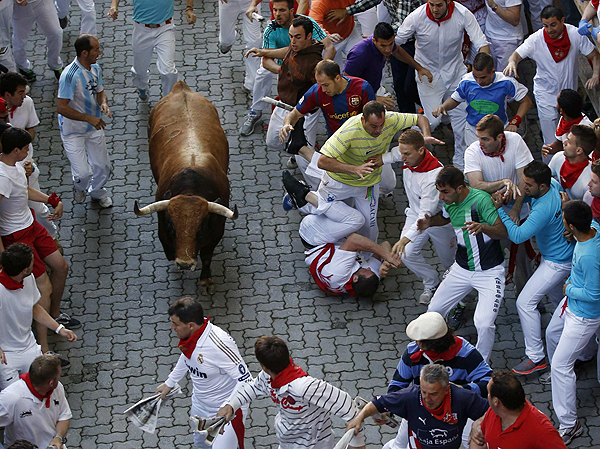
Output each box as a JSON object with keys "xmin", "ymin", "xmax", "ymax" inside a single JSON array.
[
  {"xmin": 12, "ymin": 0, "xmax": 63, "ymax": 71},
  {"xmin": 61, "ymin": 128, "xmax": 111, "ymax": 200},
  {"xmin": 0, "ymin": 343, "xmax": 42, "ymax": 390},
  {"xmin": 488, "ymin": 36, "xmax": 522, "ymax": 72},
  {"xmin": 266, "ymin": 106, "xmax": 319, "ymax": 151},
  {"xmin": 0, "ymin": 1, "xmax": 16, "ymax": 72},
  {"xmin": 297, "ymin": 150, "xmax": 324, "ymax": 190},
  {"xmin": 191, "ymin": 398, "xmax": 246, "ymax": 449},
  {"xmin": 464, "ymin": 122, "xmax": 478, "ymax": 152},
  {"xmin": 379, "ymin": 163, "xmax": 396, "ymax": 195},
  {"xmin": 131, "ymin": 22, "xmax": 178, "ymax": 97},
  {"xmin": 315, "ymin": 172, "xmax": 380, "ymax": 243},
  {"xmin": 528, "ymin": 0, "xmax": 552, "ymax": 31},
  {"xmin": 383, "ymin": 417, "xmax": 472, "ymax": 449},
  {"xmin": 332, "ymin": 26, "xmax": 364, "ymax": 67},
  {"xmin": 250, "ymin": 61, "xmax": 274, "ymax": 111},
  {"xmin": 55, "ymin": 0, "xmax": 97, "ymax": 35},
  {"xmin": 355, "ymin": 8, "xmax": 378, "ymax": 36},
  {"xmin": 428, "ymin": 262, "xmax": 505, "ymax": 362},
  {"xmin": 546, "ymin": 299, "xmax": 600, "ymax": 430},
  {"xmin": 534, "ymin": 87, "xmax": 560, "ymax": 154},
  {"xmin": 516, "ymin": 257, "xmax": 571, "ymax": 362},
  {"xmin": 401, "ymin": 210, "xmax": 456, "ymax": 290},
  {"xmin": 28, "ymin": 163, "xmax": 58, "ymax": 239},
  {"xmin": 218, "ymin": 0, "xmax": 262, "ymax": 90},
  {"xmin": 417, "ymin": 74, "xmax": 467, "ymax": 169},
  {"xmin": 299, "ymin": 200, "xmax": 365, "ymax": 246}
]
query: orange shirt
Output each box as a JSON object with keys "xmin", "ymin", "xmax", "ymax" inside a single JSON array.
[{"xmin": 309, "ymin": 0, "xmax": 355, "ymax": 39}]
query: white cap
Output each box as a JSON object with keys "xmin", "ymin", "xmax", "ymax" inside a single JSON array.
[{"xmin": 406, "ymin": 312, "xmax": 448, "ymax": 341}]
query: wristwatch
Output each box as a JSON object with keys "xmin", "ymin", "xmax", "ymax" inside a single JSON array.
[
  {"xmin": 491, "ymin": 4, "xmax": 498, "ymax": 11},
  {"xmin": 53, "ymin": 435, "xmax": 67, "ymax": 444}
]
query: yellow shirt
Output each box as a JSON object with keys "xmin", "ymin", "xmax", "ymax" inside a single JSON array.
[{"xmin": 320, "ymin": 112, "xmax": 419, "ymax": 187}]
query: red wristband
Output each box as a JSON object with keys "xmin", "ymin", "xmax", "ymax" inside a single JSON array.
[
  {"xmin": 47, "ymin": 192, "xmax": 61, "ymax": 208},
  {"xmin": 509, "ymin": 115, "xmax": 522, "ymax": 127}
]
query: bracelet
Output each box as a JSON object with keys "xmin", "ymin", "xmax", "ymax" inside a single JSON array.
[
  {"xmin": 492, "ymin": 5, "xmax": 498, "ymax": 11},
  {"xmin": 55, "ymin": 324, "xmax": 65, "ymax": 334},
  {"xmin": 47, "ymin": 192, "xmax": 61, "ymax": 208},
  {"xmin": 509, "ymin": 115, "xmax": 522, "ymax": 127},
  {"xmin": 186, "ymin": 5, "xmax": 193, "ymax": 9}
]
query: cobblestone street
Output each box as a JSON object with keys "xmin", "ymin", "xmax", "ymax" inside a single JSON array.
[{"xmin": 21, "ymin": 0, "xmax": 600, "ymax": 446}]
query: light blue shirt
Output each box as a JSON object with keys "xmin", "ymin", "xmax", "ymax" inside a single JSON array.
[
  {"xmin": 498, "ymin": 179, "xmax": 574, "ymax": 264},
  {"xmin": 566, "ymin": 221, "xmax": 600, "ymax": 319},
  {"xmin": 133, "ymin": 0, "xmax": 173, "ymax": 25}
]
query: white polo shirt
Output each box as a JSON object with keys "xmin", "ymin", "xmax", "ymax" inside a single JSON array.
[
  {"xmin": 8, "ymin": 96, "xmax": 39, "ymax": 162},
  {"xmin": 0, "ymin": 162, "xmax": 34, "ymax": 235},
  {"xmin": 548, "ymin": 151, "xmax": 592, "ymax": 200},
  {"xmin": 0, "ymin": 379, "xmax": 72, "ymax": 448},
  {"xmin": 484, "ymin": 0, "xmax": 523, "ymax": 41},
  {"xmin": 0, "ymin": 272, "xmax": 40, "ymax": 352}
]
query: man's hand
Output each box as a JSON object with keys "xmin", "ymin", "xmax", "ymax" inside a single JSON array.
[
  {"xmin": 59, "ymin": 327, "xmax": 77, "ymax": 342},
  {"xmin": 560, "ymin": 191, "xmax": 570, "ymax": 208},
  {"xmin": 366, "ymin": 154, "xmax": 383, "ymax": 168},
  {"xmin": 432, "ymin": 105, "xmax": 447, "ymax": 118},
  {"xmin": 392, "ymin": 236, "xmax": 411, "ymax": 259},
  {"xmin": 491, "ymin": 191, "xmax": 503, "ymax": 209},
  {"xmin": 14, "ymin": 0, "xmax": 27, "ymax": 5},
  {"xmin": 376, "ymin": 95, "xmax": 395, "ymax": 110},
  {"xmin": 49, "ymin": 202, "xmax": 63, "ymax": 220},
  {"xmin": 424, "ymin": 135, "xmax": 445, "ymax": 146},
  {"xmin": 579, "ymin": 19, "xmax": 592, "ymax": 36},
  {"xmin": 500, "ymin": 178, "xmax": 521, "ymax": 202},
  {"xmin": 326, "ymin": 8, "xmax": 348, "ymax": 25},
  {"xmin": 0, "ymin": 348, "xmax": 6, "ymax": 364},
  {"xmin": 505, "ymin": 124, "xmax": 518, "ymax": 133},
  {"xmin": 156, "ymin": 383, "xmax": 173, "ymax": 400},
  {"xmin": 107, "ymin": 6, "xmax": 118, "ymax": 19},
  {"xmin": 468, "ymin": 417, "xmax": 485, "ymax": 447},
  {"xmin": 563, "ymin": 280, "xmax": 570, "ymax": 296},
  {"xmin": 49, "ymin": 437, "xmax": 64, "ymax": 449},
  {"xmin": 279, "ymin": 124, "xmax": 294, "ymax": 142},
  {"xmin": 186, "ymin": 8, "xmax": 197, "ymax": 24},
  {"xmin": 346, "ymin": 415, "xmax": 364, "ymax": 435},
  {"xmin": 216, "ymin": 404, "xmax": 234, "ymax": 422},
  {"xmin": 245, "ymin": 4, "xmax": 258, "ymax": 19},
  {"xmin": 379, "ymin": 261, "xmax": 392, "ymax": 277},
  {"xmin": 88, "ymin": 116, "xmax": 106, "ymax": 130},
  {"xmin": 462, "ymin": 221, "xmax": 485, "ymax": 235},
  {"xmin": 417, "ymin": 214, "xmax": 431, "ymax": 232},
  {"xmin": 585, "ymin": 75, "xmax": 599, "ymax": 89},
  {"xmin": 23, "ymin": 161, "xmax": 33, "ymax": 178},
  {"xmin": 416, "ymin": 66, "xmax": 433, "ymax": 83},
  {"xmin": 220, "ymin": 0, "xmax": 228, "ymax": 4},
  {"xmin": 329, "ymin": 33, "xmax": 343, "ymax": 43},
  {"xmin": 503, "ymin": 60, "xmax": 518, "ymax": 78},
  {"xmin": 100, "ymin": 103, "xmax": 111, "ymax": 118},
  {"xmin": 245, "ymin": 47, "xmax": 266, "ymax": 58},
  {"xmin": 353, "ymin": 161, "xmax": 375, "ymax": 179}
]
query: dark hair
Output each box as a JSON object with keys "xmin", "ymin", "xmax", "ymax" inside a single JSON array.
[
  {"xmin": 74, "ymin": 34, "xmax": 98, "ymax": 57},
  {"xmin": 563, "ymin": 200, "xmax": 592, "ymax": 233},
  {"xmin": 436, "ymin": 166, "xmax": 466, "ymax": 189},
  {"xmin": 373, "ymin": 22, "xmax": 395, "ymax": 41},
  {"xmin": 1, "ymin": 243, "xmax": 34, "ymax": 276},
  {"xmin": 255, "ymin": 335, "xmax": 290, "ymax": 374},
  {"xmin": 398, "ymin": 129, "xmax": 425, "ymax": 149},
  {"xmin": 168, "ymin": 297, "xmax": 204, "ymax": 325},
  {"xmin": 0, "ymin": 121, "xmax": 12, "ymax": 137},
  {"xmin": 541, "ymin": 5, "xmax": 564, "ymax": 20},
  {"xmin": 570, "ymin": 124, "xmax": 597, "ymax": 156},
  {"xmin": 592, "ymin": 159, "xmax": 600, "ymax": 178},
  {"xmin": 362, "ymin": 101, "xmax": 386, "ymax": 120},
  {"xmin": 1, "ymin": 127, "xmax": 31, "ymax": 154},
  {"xmin": 271, "ymin": 0, "xmax": 294, "ymax": 9},
  {"xmin": 352, "ymin": 273, "xmax": 379, "ymax": 298},
  {"xmin": 489, "ymin": 370, "xmax": 526, "ymax": 411},
  {"xmin": 0, "ymin": 71, "xmax": 28, "ymax": 96},
  {"xmin": 315, "ymin": 59, "xmax": 341, "ymax": 80},
  {"xmin": 472, "ymin": 52, "xmax": 494, "ymax": 72},
  {"xmin": 418, "ymin": 329, "xmax": 456, "ymax": 353},
  {"xmin": 29, "ymin": 354, "xmax": 61, "ymax": 387},
  {"xmin": 7, "ymin": 441, "xmax": 38, "ymax": 449},
  {"xmin": 523, "ymin": 161, "xmax": 551, "ymax": 187},
  {"xmin": 291, "ymin": 16, "xmax": 313, "ymax": 38},
  {"xmin": 476, "ymin": 114, "xmax": 504, "ymax": 139},
  {"xmin": 557, "ymin": 89, "xmax": 583, "ymax": 118}
]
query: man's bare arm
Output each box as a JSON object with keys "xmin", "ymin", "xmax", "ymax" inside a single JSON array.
[
  {"xmin": 317, "ymin": 154, "xmax": 375, "ymax": 179},
  {"xmin": 262, "ymin": 57, "xmax": 281, "ymax": 74}
]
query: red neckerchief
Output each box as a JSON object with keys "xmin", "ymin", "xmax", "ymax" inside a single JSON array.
[
  {"xmin": 426, "ymin": 1, "xmax": 455, "ymax": 26},
  {"xmin": 480, "ymin": 134, "xmax": 507, "ymax": 162},
  {"xmin": 592, "ymin": 0, "xmax": 599, "ymax": 10},
  {"xmin": 307, "ymin": 244, "xmax": 356, "ymax": 296},
  {"xmin": 543, "ymin": 28, "xmax": 571, "ymax": 63},
  {"xmin": 0, "ymin": 97, "xmax": 6, "ymax": 115},
  {"xmin": 402, "ymin": 149, "xmax": 443, "ymax": 173},
  {"xmin": 559, "ymin": 158, "xmax": 589, "ymax": 189},
  {"xmin": 20, "ymin": 373, "xmax": 53, "ymax": 408},
  {"xmin": 177, "ymin": 317, "xmax": 210, "ymax": 359},
  {"xmin": 270, "ymin": 358, "xmax": 308, "ymax": 389},
  {"xmin": 8, "ymin": 105, "xmax": 17, "ymax": 119},
  {"xmin": 592, "ymin": 151, "xmax": 599, "ymax": 162},
  {"xmin": 0, "ymin": 268, "xmax": 24, "ymax": 290},
  {"xmin": 410, "ymin": 336, "xmax": 463, "ymax": 362},
  {"xmin": 592, "ymin": 196, "xmax": 600, "ymax": 219},
  {"xmin": 556, "ymin": 115, "xmax": 585, "ymax": 137},
  {"xmin": 422, "ymin": 388, "xmax": 457, "ymax": 423}
]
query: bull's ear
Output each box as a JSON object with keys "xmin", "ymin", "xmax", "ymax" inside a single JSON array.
[
  {"xmin": 164, "ymin": 190, "xmax": 172, "ymax": 199},
  {"xmin": 214, "ymin": 197, "xmax": 223, "ymax": 205}
]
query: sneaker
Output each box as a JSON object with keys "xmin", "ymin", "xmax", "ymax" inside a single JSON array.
[
  {"xmin": 560, "ymin": 421, "xmax": 583, "ymax": 445},
  {"xmin": 219, "ymin": 43, "xmax": 233, "ymax": 54},
  {"xmin": 138, "ymin": 88, "xmax": 148, "ymax": 101},
  {"xmin": 19, "ymin": 68, "xmax": 36, "ymax": 82},
  {"xmin": 286, "ymin": 155, "xmax": 298, "ymax": 170},
  {"xmin": 512, "ymin": 357, "xmax": 548, "ymax": 375},
  {"xmin": 418, "ymin": 288, "xmax": 435, "ymax": 305},
  {"xmin": 54, "ymin": 68, "xmax": 63, "ymax": 80},
  {"xmin": 55, "ymin": 312, "xmax": 81, "ymax": 328},
  {"xmin": 45, "ymin": 351, "xmax": 70, "ymax": 368},
  {"xmin": 283, "ymin": 193, "xmax": 296, "ymax": 211},
  {"xmin": 240, "ymin": 110, "xmax": 262, "ymax": 136},
  {"xmin": 96, "ymin": 196, "xmax": 113, "ymax": 208},
  {"xmin": 282, "ymin": 170, "xmax": 309, "ymax": 209},
  {"xmin": 59, "ymin": 16, "xmax": 68, "ymax": 29},
  {"xmin": 447, "ymin": 303, "xmax": 466, "ymax": 331},
  {"xmin": 73, "ymin": 188, "xmax": 86, "ymax": 204},
  {"xmin": 539, "ymin": 372, "xmax": 552, "ymax": 385}
]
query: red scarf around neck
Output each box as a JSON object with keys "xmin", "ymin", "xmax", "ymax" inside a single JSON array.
[
  {"xmin": 426, "ymin": 1, "xmax": 455, "ymax": 25},
  {"xmin": 178, "ymin": 317, "xmax": 210, "ymax": 359},
  {"xmin": 402, "ymin": 149, "xmax": 443, "ymax": 173},
  {"xmin": 422, "ymin": 387, "xmax": 457, "ymax": 423},
  {"xmin": 592, "ymin": 151, "xmax": 599, "ymax": 162},
  {"xmin": 270, "ymin": 358, "xmax": 308, "ymax": 389},
  {"xmin": 556, "ymin": 115, "xmax": 585, "ymax": 137},
  {"xmin": 0, "ymin": 268, "xmax": 24, "ymax": 290},
  {"xmin": 560, "ymin": 158, "xmax": 589, "ymax": 189},
  {"xmin": 592, "ymin": 0, "xmax": 599, "ymax": 10},
  {"xmin": 20, "ymin": 373, "xmax": 54, "ymax": 408},
  {"xmin": 543, "ymin": 28, "xmax": 571, "ymax": 63},
  {"xmin": 480, "ymin": 134, "xmax": 507, "ymax": 162},
  {"xmin": 592, "ymin": 196, "xmax": 600, "ymax": 219},
  {"xmin": 410, "ymin": 336, "xmax": 463, "ymax": 362}
]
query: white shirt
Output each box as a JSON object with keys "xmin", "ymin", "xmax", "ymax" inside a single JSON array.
[
  {"xmin": 8, "ymin": 96, "xmax": 39, "ymax": 162},
  {"xmin": 484, "ymin": 0, "xmax": 523, "ymax": 40},
  {"xmin": 548, "ymin": 151, "xmax": 592, "ymax": 200},
  {"xmin": 516, "ymin": 25, "xmax": 594, "ymax": 97},
  {"xmin": 0, "ymin": 162, "xmax": 34, "ymax": 235},
  {"xmin": 395, "ymin": 2, "xmax": 489, "ymax": 89},
  {"xmin": 164, "ymin": 321, "xmax": 252, "ymax": 417},
  {"xmin": 0, "ymin": 273, "xmax": 40, "ymax": 352},
  {"xmin": 0, "ymin": 379, "xmax": 72, "ymax": 449}
]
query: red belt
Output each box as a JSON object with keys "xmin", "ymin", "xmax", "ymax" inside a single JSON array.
[{"xmin": 138, "ymin": 18, "xmax": 172, "ymax": 28}]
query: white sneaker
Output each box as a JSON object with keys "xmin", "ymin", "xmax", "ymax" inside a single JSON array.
[
  {"xmin": 73, "ymin": 188, "xmax": 86, "ymax": 204},
  {"xmin": 97, "ymin": 196, "xmax": 113, "ymax": 208},
  {"xmin": 418, "ymin": 287, "xmax": 435, "ymax": 305}
]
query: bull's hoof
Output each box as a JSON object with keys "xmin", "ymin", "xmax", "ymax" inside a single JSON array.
[{"xmin": 200, "ymin": 278, "xmax": 215, "ymax": 295}]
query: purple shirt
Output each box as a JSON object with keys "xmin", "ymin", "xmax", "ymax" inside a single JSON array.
[{"xmin": 343, "ymin": 36, "xmax": 393, "ymax": 92}]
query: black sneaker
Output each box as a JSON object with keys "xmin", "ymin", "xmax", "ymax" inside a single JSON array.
[
  {"xmin": 19, "ymin": 68, "xmax": 36, "ymax": 82},
  {"xmin": 45, "ymin": 351, "xmax": 70, "ymax": 368},
  {"xmin": 282, "ymin": 170, "xmax": 309, "ymax": 209},
  {"xmin": 55, "ymin": 312, "xmax": 81, "ymax": 329},
  {"xmin": 59, "ymin": 16, "xmax": 68, "ymax": 29},
  {"xmin": 447, "ymin": 303, "xmax": 466, "ymax": 331},
  {"xmin": 284, "ymin": 117, "xmax": 308, "ymax": 155}
]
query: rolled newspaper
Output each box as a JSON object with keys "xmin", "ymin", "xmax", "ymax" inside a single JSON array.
[
  {"xmin": 333, "ymin": 428, "xmax": 356, "ymax": 449},
  {"xmin": 123, "ymin": 384, "xmax": 182, "ymax": 433},
  {"xmin": 189, "ymin": 415, "xmax": 230, "ymax": 446},
  {"xmin": 260, "ymin": 97, "xmax": 295, "ymax": 111}
]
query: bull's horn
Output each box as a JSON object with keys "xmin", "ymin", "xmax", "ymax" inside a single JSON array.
[
  {"xmin": 207, "ymin": 202, "xmax": 238, "ymax": 219},
  {"xmin": 134, "ymin": 200, "xmax": 170, "ymax": 216}
]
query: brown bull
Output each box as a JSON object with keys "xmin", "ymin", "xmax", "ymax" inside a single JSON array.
[{"xmin": 134, "ymin": 81, "xmax": 237, "ymax": 293}]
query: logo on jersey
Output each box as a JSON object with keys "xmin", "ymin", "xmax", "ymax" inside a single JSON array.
[
  {"xmin": 20, "ymin": 410, "xmax": 32, "ymax": 418},
  {"xmin": 418, "ymin": 417, "xmax": 426, "ymax": 425},
  {"xmin": 350, "ymin": 95, "xmax": 361, "ymax": 106},
  {"xmin": 445, "ymin": 366, "xmax": 454, "ymax": 378},
  {"xmin": 86, "ymin": 78, "xmax": 99, "ymax": 95},
  {"xmin": 197, "ymin": 353, "xmax": 204, "ymax": 364},
  {"xmin": 186, "ymin": 361, "xmax": 208, "ymax": 378},
  {"xmin": 270, "ymin": 391, "xmax": 303, "ymax": 410},
  {"xmin": 54, "ymin": 399, "xmax": 60, "ymax": 406},
  {"xmin": 237, "ymin": 364, "xmax": 251, "ymax": 382}
]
